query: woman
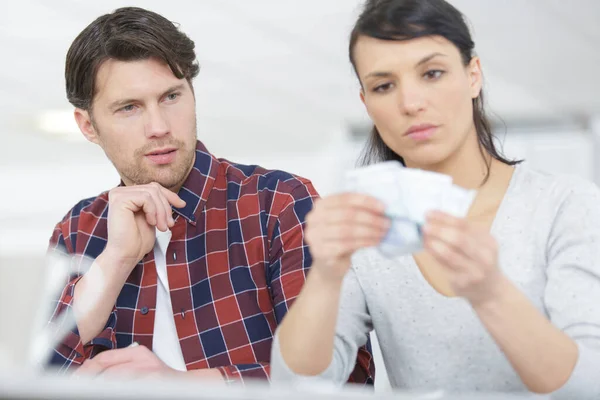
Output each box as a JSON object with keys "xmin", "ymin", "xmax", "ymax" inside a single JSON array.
[{"xmin": 270, "ymin": 0, "xmax": 600, "ymax": 397}]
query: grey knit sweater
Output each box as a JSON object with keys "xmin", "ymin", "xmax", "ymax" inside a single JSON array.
[{"xmin": 271, "ymin": 165, "xmax": 600, "ymax": 399}]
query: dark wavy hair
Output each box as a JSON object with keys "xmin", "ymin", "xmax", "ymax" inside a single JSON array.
[{"xmin": 65, "ymin": 7, "xmax": 200, "ymax": 111}]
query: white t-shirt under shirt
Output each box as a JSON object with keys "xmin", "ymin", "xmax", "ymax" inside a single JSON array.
[{"xmin": 152, "ymin": 228, "xmax": 186, "ymax": 371}]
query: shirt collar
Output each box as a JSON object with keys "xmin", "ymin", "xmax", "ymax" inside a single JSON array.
[{"xmin": 172, "ymin": 140, "xmax": 220, "ymax": 225}]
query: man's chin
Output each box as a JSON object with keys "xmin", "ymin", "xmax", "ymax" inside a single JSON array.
[
  {"xmin": 154, "ymin": 177, "xmax": 185, "ymax": 191},
  {"xmin": 129, "ymin": 155, "xmax": 193, "ymax": 189},
  {"xmin": 132, "ymin": 172, "xmax": 185, "ymax": 191}
]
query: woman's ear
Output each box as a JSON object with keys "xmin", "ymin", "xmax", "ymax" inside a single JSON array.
[{"xmin": 468, "ymin": 56, "xmax": 483, "ymax": 99}]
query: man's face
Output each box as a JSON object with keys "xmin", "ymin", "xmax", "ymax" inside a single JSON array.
[{"xmin": 75, "ymin": 57, "xmax": 197, "ymax": 191}]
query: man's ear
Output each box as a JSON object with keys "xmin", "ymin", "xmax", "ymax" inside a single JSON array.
[{"xmin": 74, "ymin": 108, "xmax": 100, "ymax": 144}]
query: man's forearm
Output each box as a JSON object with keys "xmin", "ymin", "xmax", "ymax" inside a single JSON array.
[
  {"xmin": 73, "ymin": 249, "xmax": 135, "ymax": 343},
  {"xmin": 278, "ymin": 265, "xmax": 344, "ymax": 376}
]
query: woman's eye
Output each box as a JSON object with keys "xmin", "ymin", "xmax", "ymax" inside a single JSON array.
[
  {"xmin": 424, "ymin": 70, "xmax": 445, "ymax": 80},
  {"xmin": 373, "ymin": 83, "xmax": 393, "ymax": 93}
]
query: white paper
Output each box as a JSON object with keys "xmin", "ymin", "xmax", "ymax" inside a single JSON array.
[{"xmin": 344, "ymin": 161, "xmax": 476, "ymax": 258}]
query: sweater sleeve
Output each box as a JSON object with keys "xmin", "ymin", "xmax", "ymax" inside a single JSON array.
[
  {"xmin": 544, "ymin": 177, "xmax": 600, "ymax": 399},
  {"xmin": 270, "ymin": 264, "xmax": 373, "ymax": 385}
]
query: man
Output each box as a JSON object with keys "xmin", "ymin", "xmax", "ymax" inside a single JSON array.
[{"xmin": 47, "ymin": 7, "xmax": 374, "ymax": 384}]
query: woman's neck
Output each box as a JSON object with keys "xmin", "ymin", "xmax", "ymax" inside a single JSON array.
[
  {"xmin": 430, "ymin": 146, "xmax": 518, "ymax": 225},
  {"xmin": 404, "ymin": 133, "xmax": 516, "ymax": 224},
  {"xmin": 407, "ymin": 133, "xmax": 491, "ymax": 189}
]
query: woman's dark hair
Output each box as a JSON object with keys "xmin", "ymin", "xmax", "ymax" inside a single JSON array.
[
  {"xmin": 65, "ymin": 7, "xmax": 200, "ymax": 111},
  {"xmin": 349, "ymin": 0, "xmax": 520, "ymax": 173}
]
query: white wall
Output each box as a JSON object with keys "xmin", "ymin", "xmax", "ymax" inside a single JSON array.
[{"xmin": 500, "ymin": 128, "xmax": 594, "ymax": 181}]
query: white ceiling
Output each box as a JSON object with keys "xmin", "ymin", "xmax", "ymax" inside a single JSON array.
[{"xmin": 0, "ymin": 0, "xmax": 599, "ymax": 166}]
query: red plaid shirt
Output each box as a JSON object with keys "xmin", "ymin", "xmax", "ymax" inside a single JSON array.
[{"xmin": 48, "ymin": 141, "xmax": 375, "ymax": 384}]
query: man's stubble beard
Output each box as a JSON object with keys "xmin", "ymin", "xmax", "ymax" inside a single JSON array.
[{"xmin": 94, "ymin": 116, "xmax": 198, "ymax": 190}]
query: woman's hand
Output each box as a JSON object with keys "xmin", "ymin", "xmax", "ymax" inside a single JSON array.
[
  {"xmin": 305, "ymin": 193, "xmax": 390, "ymax": 282},
  {"xmin": 422, "ymin": 211, "xmax": 507, "ymax": 306}
]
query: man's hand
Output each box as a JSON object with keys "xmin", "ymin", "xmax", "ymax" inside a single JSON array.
[
  {"xmin": 105, "ymin": 182, "xmax": 186, "ymax": 270},
  {"xmin": 72, "ymin": 183, "xmax": 185, "ymax": 344},
  {"xmin": 73, "ymin": 344, "xmax": 225, "ymax": 382},
  {"xmin": 74, "ymin": 344, "xmax": 175, "ymax": 378}
]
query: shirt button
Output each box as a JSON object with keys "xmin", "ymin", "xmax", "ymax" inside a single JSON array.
[{"xmin": 140, "ymin": 307, "xmax": 149, "ymax": 315}]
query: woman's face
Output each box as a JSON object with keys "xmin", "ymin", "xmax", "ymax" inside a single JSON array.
[{"xmin": 354, "ymin": 35, "xmax": 483, "ymax": 168}]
